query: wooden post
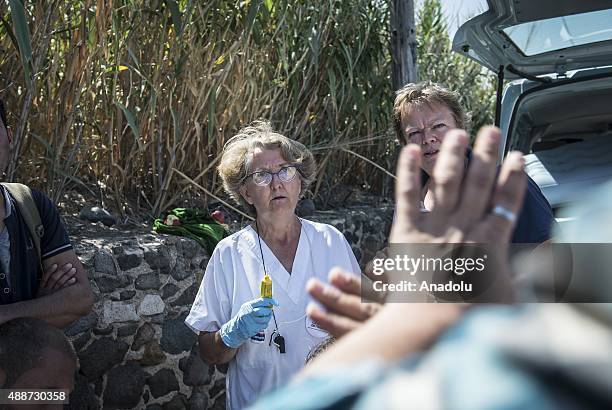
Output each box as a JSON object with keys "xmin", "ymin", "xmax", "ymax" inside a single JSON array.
[{"xmin": 391, "ymin": 0, "xmax": 418, "ymax": 90}]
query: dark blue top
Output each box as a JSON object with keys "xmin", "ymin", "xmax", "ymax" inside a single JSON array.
[
  {"xmin": 0, "ymin": 186, "xmax": 72, "ymax": 304},
  {"xmin": 511, "ymin": 175, "xmax": 554, "ymax": 244},
  {"xmin": 420, "ymin": 149, "xmax": 555, "ymax": 244}
]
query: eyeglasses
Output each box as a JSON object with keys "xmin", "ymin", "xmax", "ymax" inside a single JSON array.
[
  {"xmin": 404, "ymin": 121, "xmax": 451, "ymax": 145},
  {"xmin": 244, "ymin": 165, "xmax": 299, "ymax": 186}
]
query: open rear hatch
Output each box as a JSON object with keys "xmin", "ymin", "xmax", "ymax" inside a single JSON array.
[{"xmin": 452, "ymin": 0, "xmax": 612, "ymax": 79}]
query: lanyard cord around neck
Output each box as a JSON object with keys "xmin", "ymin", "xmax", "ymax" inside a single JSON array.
[
  {"xmin": 255, "ymin": 218, "xmax": 279, "ymax": 330},
  {"xmin": 255, "ymin": 217, "xmax": 314, "ymax": 326}
]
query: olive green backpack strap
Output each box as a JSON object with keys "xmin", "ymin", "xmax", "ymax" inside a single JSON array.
[{"xmin": 1, "ymin": 183, "xmax": 44, "ymax": 269}]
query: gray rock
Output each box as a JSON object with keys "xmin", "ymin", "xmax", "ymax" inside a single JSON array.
[
  {"xmin": 189, "ymin": 389, "xmax": 209, "ymax": 410},
  {"xmin": 161, "ymin": 283, "xmax": 180, "ymax": 299},
  {"xmin": 119, "ymin": 275, "xmax": 134, "ymax": 287},
  {"xmin": 80, "ymin": 253, "xmax": 95, "ymax": 270},
  {"xmin": 102, "ymin": 301, "xmax": 139, "ymax": 324},
  {"xmin": 79, "ymin": 337, "xmax": 129, "ymax": 381},
  {"xmin": 209, "ymin": 377, "xmax": 226, "ymax": 399},
  {"xmin": 119, "ymin": 290, "xmax": 136, "ymax": 300},
  {"xmin": 117, "ymin": 249, "xmax": 143, "ymax": 271},
  {"xmin": 169, "ymin": 262, "xmax": 191, "ymax": 281},
  {"xmin": 144, "ymin": 247, "xmax": 172, "ymax": 272},
  {"xmin": 150, "ymin": 313, "xmax": 167, "ymax": 324},
  {"xmin": 140, "ymin": 341, "xmax": 166, "ymax": 366},
  {"xmin": 179, "ymin": 353, "xmax": 211, "ymax": 386},
  {"xmin": 215, "ymin": 363, "xmax": 229, "ymax": 374},
  {"xmin": 363, "ymin": 235, "xmax": 380, "ymax": 253},
  {"xmin": 117, "ymin": 323, "xmax": 139, "ymax": 337},
  {"xmin": 70, "ymin": 330, "xmax": 92, "ymax": 352},
  {"xmin": 170, "ymin": 283, "xmax": 198, "ymax": 307},
  {"xmin": 103, "ymin": 361, "xmax": 146, "ymax": 409},
  {"xmin": 66, "ymin": 374, "xmax": 100, "ymax": 410},
  {"xmin": 194, "ymin": 269, "xmax": 205, "ymax": 286},
  {"xmin": 146, "ymin": 405, "xmax": 163, "ymax": 410},
  {"xmin": 296, "ymin": 198, "xmax": 315, "ymax": 216},
  {"xmin": 95, "ymin": 276, "xmax": 122, "ymax": 293},
  {"xmin": 93, "ymin": 325, "xmax": 114, "ymax": 336},
  {"xmin": 211, "ymin": 396, "xmax": 226, "ymax": 410},
  {"xmin": 162, "ymin": 394, "xmax": 188, "ymax": 410},
  {"xmin": 135, "ymin": 273, "xmax": 161, "ymax": 290},
  {"xmin": 132, "ymin": 323, "xmax": 156, "ymax": 351},
  {"xmin": 138, "ymin": 294, "xmax": 165, "ymax": 316},
  {"xmin": 176, "ymin": 237, "xmax": 199, "ymax": 259},
  {"xmin": 190, "ymin": 256, "xmax": 207, "ymax": 269},
  {"xmin": 94, "ymin": 250, "xmax": 116, "ymax": 275},
  {"xmin": 94, "ymin": 379, "xmax": 103, "ymax": 397},
  {"xmin": 160, "ymin": 314, "xmax": 196, "ymax": 354},
  {"xmin": 64, "ymin": 311, "xmax": 98, "ymax": 336},
  {"xmin": 79, "ymin": 206, "xmax": 117, "ymax": 226},
  {"xmin": 147, "ymin": 369, "xmax": 179, "ymax": 398},
  {"xmin": 111, "ymin": 244, "xmax": 126, "ymax": 255}
]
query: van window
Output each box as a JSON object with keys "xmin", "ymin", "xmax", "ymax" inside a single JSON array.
[{"xmin": 503, "ymin": 9, "xmax": 612, "ymax": 56}]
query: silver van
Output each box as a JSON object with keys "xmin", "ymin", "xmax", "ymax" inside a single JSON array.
[{"xmin": 453, "ymin": 0, "xmax": 612, "ymax": 221}]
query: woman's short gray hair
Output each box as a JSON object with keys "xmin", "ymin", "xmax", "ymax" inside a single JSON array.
[{"xmin": 218, "ymin": 121, "xmax": 316, "ymax": 216}]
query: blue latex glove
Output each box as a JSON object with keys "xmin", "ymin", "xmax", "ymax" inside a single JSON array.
[{"xmin": 220, "ymin": 297, "xmax": 278, "ymax": 348}]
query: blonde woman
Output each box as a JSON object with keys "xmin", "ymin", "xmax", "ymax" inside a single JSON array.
[{"xmin": 185, "ymin": 121, "xmax": 360, "ymax": 409}]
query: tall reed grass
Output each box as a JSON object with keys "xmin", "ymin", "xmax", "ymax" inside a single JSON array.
[{"xmin": 1, "ymin": 0, "xmax": 494, "ymax": 218}]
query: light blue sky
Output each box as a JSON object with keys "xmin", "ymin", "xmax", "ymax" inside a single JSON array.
[{"xmin": 416, "ymin": 0, "xmax": 489, "ymax": 38}]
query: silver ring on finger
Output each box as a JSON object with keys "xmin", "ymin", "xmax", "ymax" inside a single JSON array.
[{"xmin": 491, "ymin": 204, "xmax": 517, "ymax": 222}]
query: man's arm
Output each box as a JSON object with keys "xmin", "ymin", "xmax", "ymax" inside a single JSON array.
[{"xmin": 0, "ymin": 250, "xmax": 94, "ymax": 328}]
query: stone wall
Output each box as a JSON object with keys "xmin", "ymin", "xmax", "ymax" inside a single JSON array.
[{"xmin": 65, "ymin": 206, "xmax": 394, "ymax": 409}]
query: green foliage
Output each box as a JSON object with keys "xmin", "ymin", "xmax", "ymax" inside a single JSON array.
[
  {"xmin": 1, "ymin": 0, "xmax": 495, "ymax": 216},
  {"xmin": 0, "ymin": 0, "xmax": 393, "ymax": 215},
  {"xmin": 7, "ymin": 0, "xmax": 33, "ymax": 89}
]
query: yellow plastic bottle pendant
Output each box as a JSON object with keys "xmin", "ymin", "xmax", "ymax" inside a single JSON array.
[
  {"xmin": 260, "ymin": 274, "xmax": 273, "ymax": 299},
  {"xmin": 251, "ymin": 273, "xmax": 273, "ymax": 345}
]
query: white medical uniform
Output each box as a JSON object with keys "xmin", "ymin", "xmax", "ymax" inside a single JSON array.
[{"xmin": 185, "ymin": 218, "xmax": 360, "ymax": 409}]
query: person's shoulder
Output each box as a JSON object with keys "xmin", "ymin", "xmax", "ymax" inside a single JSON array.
[
  {"xmin": 27, "ymin": 187, "xmax": 54, "ymax": 207},
  {"xmin": 2, "ymin": 184, "xmax": 55, "ymax": 215},
  {"xmin": 212, "ymin": 224, "xmax": 254, "ymax": 254},
  {"xmin": 1, "ymin": 183, "xmax": 48, "ymax": 202}
]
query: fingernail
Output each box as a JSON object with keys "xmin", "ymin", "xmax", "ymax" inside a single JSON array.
[
  {"xmin": 332, "ymin": 270, "xmax": 349, "ymax": 284},
  {"xmin": 456, "ymin": 132, "xmax": 468, "ymax": 144},
  {"xmin": 307, "ymin": 302, "xmax": 323, "ymax": 316},
  {"xmin": 405, "ymin": 145, "xmax": 421, "ymax": 159},
  {"xmin": 307, "ymin": 278, "xmax": 322, "ymax": 292}
]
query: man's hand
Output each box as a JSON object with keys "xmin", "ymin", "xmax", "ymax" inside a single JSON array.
[
  {"xmin": 306, "ymin": 268, "xmax": 383, "ymax": 338},
  {"xmin": 37, "ymin": 263, "xmax": 77, "ymax": 297},
  {"xmin": 387, "ymin": 127, "xmax": 526, "ymax": 301},
  {"xmin": 299, "ymin": 126, "xmax": 527, "ymax": 376},
  {"xmin": 392, "ymin": 126, "xmax": 525, "ymax": 249}
]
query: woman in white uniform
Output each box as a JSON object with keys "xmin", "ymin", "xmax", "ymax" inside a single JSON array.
[{"xmin": 185, "ymin": 121, "xmax": 360, "ymax": 409}]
